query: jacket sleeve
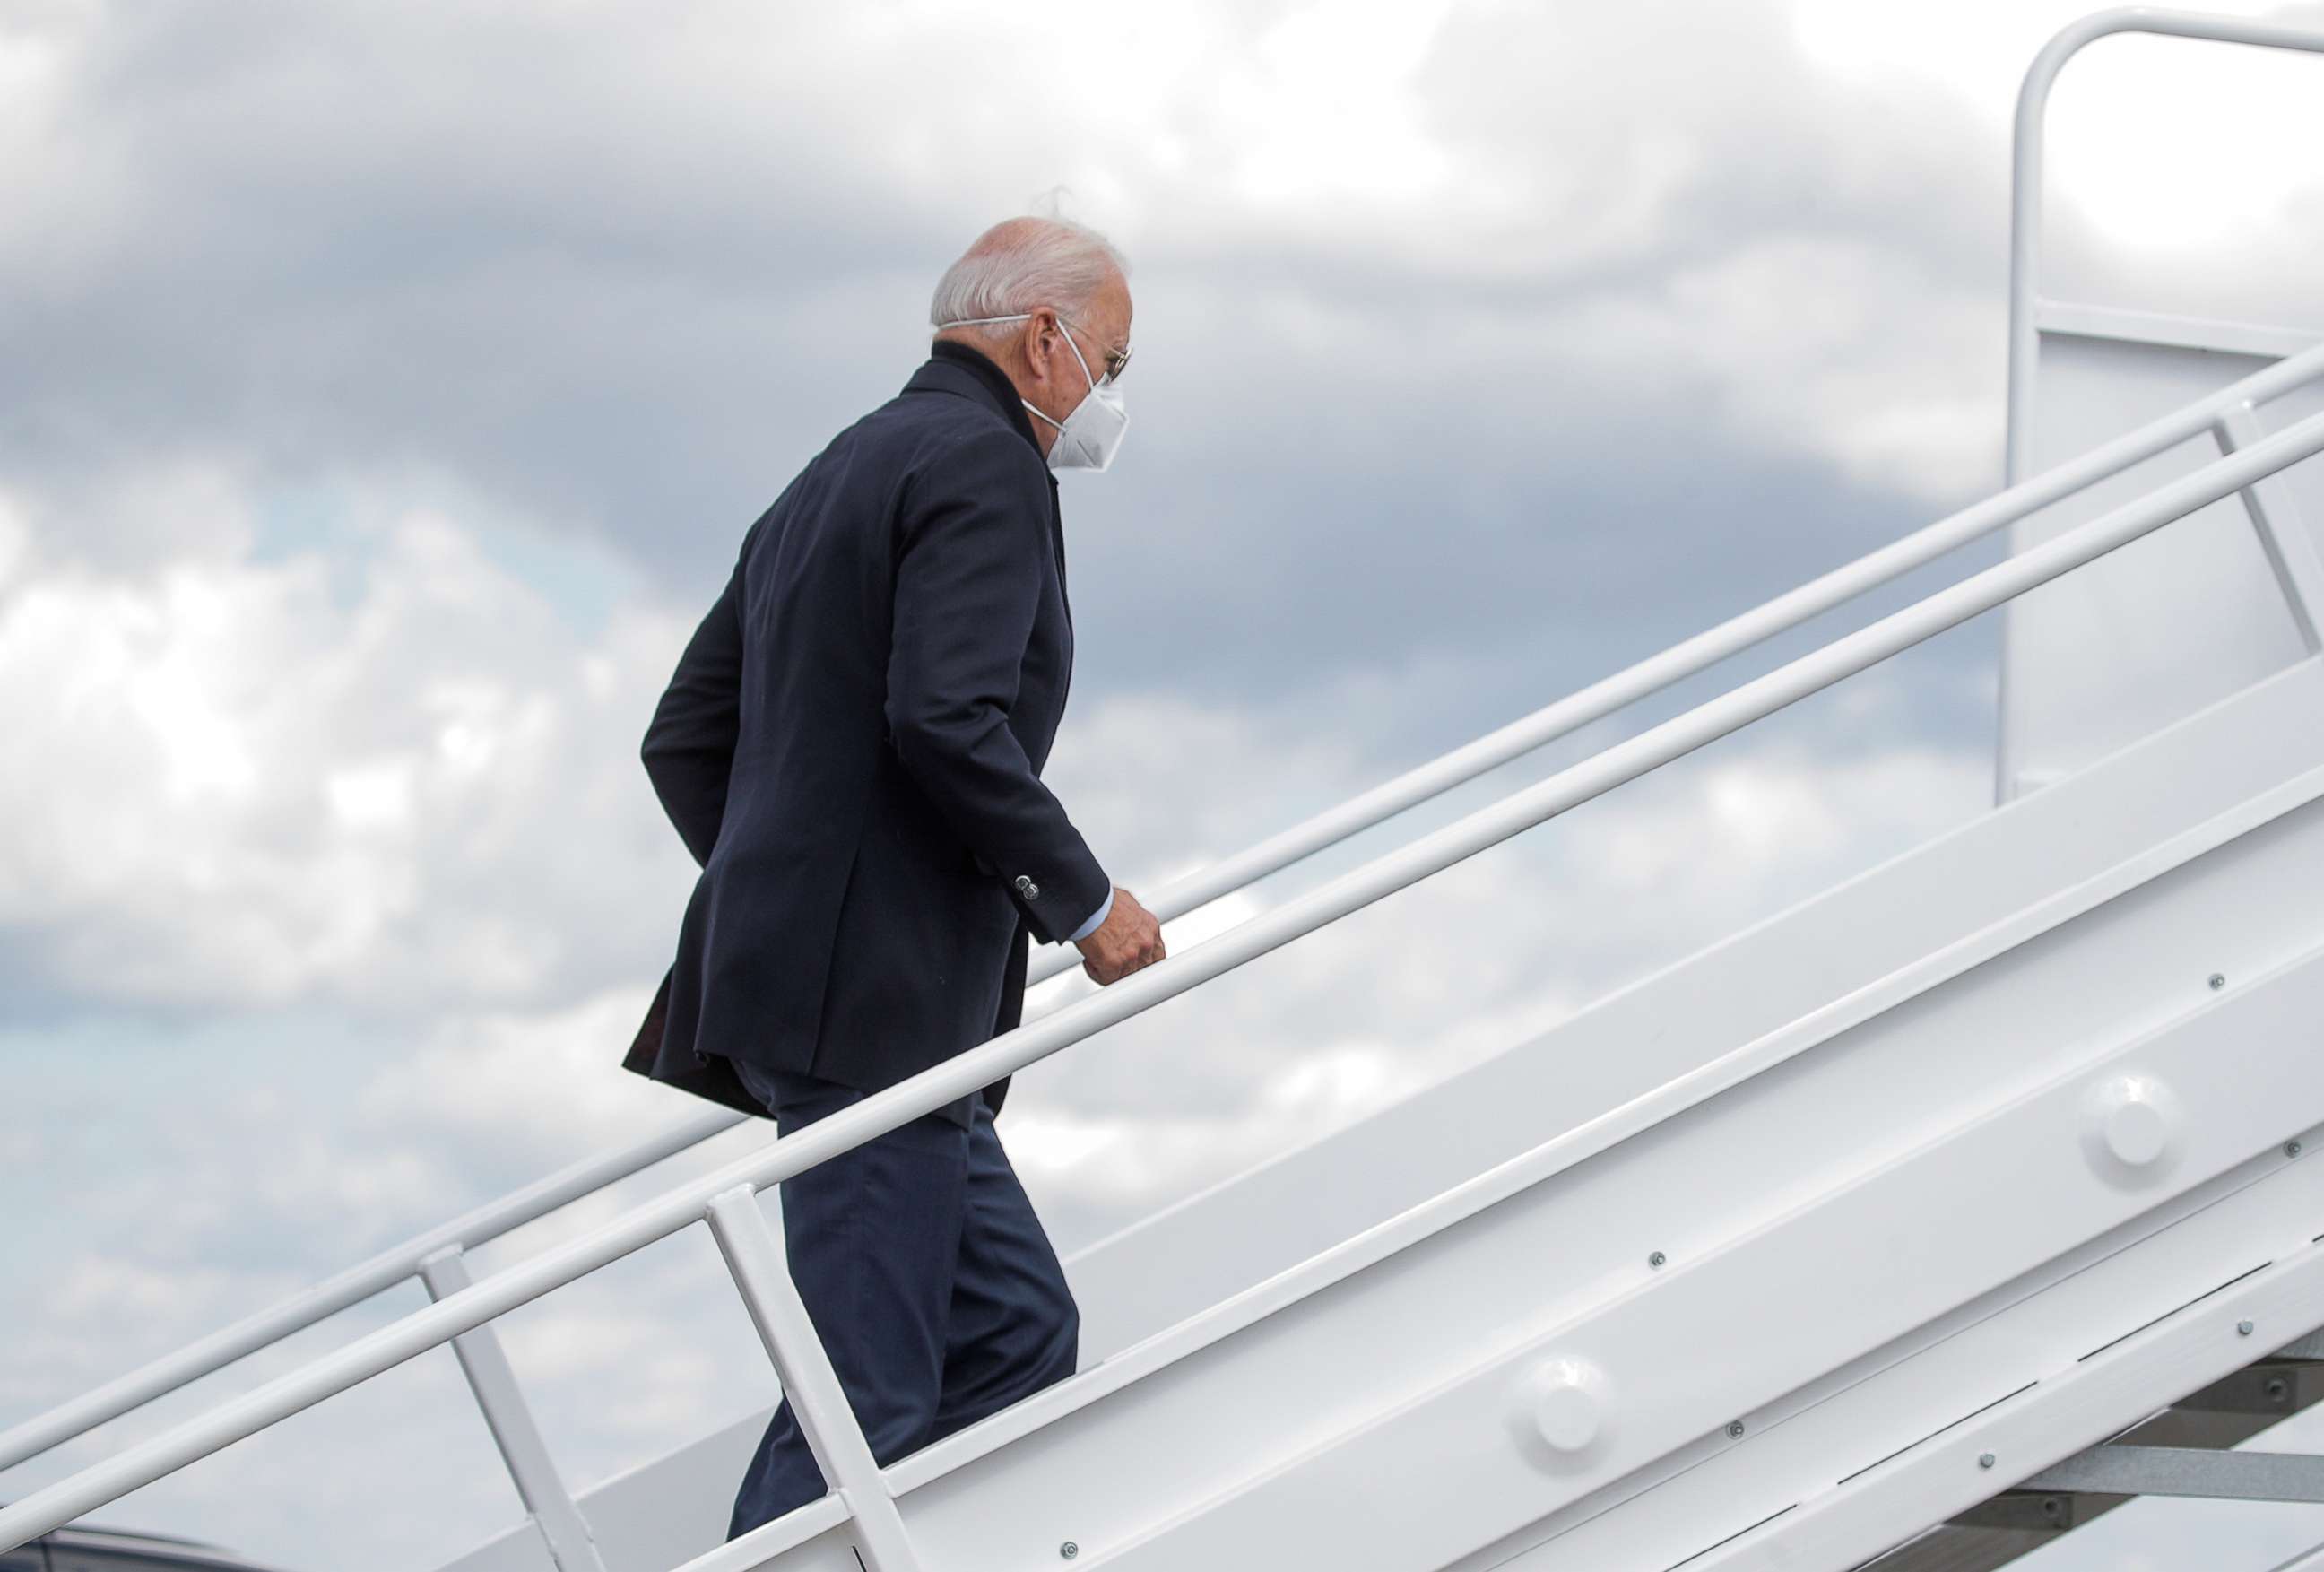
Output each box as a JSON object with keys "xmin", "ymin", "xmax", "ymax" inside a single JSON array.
[
  {"xmin": 641, "ymin": 547, "xmax": 747, "ymax": 869},
  {"xmin": 885, "ymin": 426, "xmax": 1112, "ymax": 943},
  {"xmin": 1067, "ymin": 885, "xmax": 1115, "ymax": 942}
]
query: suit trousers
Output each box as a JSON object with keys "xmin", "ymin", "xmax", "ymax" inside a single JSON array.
[{"xmin": 724, "ymin": 1058, "xmax": 1081, "ymax": 1541}]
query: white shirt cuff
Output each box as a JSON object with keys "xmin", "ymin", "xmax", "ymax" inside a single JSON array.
[{"xmin": 1066, "ymin": 884, "xmax": 1114, "ymax": 943}]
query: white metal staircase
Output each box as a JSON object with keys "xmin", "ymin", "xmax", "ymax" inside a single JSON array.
[{"xmin": 7, "ymin": 11, "xmax": 2324, "ymax": 1571}]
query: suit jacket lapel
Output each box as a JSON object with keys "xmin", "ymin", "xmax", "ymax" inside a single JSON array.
[{"xmin": 1047, "ymin": 476, "xmax": 1071, "ymax": 636}]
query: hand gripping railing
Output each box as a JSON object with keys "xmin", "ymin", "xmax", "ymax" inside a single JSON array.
[{"xmin": 5, "ymin": 395, "xmax": 2324, "ymax": 1567}]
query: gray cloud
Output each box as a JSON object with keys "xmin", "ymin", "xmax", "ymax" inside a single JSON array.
[
  {"xmin": 0, "ymin": 0, "xmax": 2034, "ymax": 1039},
  {"xmin": 3, "ymin": 0, "xmax": 2015, "ymax": 672}
]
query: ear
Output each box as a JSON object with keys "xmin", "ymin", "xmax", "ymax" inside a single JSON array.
[{"xmin": 1019, "ymin": 308, "xmax": 1062, "ymax": 389}]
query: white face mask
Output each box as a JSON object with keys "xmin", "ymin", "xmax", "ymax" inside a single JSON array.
[{"xmin": 935, "ymin": 312, "xmax": 1131, "ymax": 472}]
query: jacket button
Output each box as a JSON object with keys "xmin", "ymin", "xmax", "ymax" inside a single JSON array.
[{"xmin": 1014, "ymin": 874, "xmax": 1040, "ymax": 899}]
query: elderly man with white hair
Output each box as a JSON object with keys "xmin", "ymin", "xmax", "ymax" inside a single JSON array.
[{"xmin": 624, "ymin": 213, "xmax": 1166, "ymax": 1541}]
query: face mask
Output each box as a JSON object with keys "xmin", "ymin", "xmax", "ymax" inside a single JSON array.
[{"xmin": 936, "ymin": 312, "xmax": 1131, "ymax": 472}]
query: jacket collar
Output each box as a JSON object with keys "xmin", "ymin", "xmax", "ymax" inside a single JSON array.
[{"xmin": 908, "ymin": 340, "xmax": 1046, "ymax": 458}]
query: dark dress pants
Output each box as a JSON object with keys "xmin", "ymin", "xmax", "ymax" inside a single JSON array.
[{"xmin": 723, "ymin": 1060, "xmax": 1081, "ymax": 1541}]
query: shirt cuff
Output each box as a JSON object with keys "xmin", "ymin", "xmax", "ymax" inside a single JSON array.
[{"xmin": 1065, "ymin": 884, "xmax": 1114, "ymax": 943}]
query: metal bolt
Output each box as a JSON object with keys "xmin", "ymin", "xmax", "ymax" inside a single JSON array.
[
  {"xmin": 2267, "ymin": 1377, "xmax": 2291, "ymax": 1403},
  {"xmin": 1727, "ymin": 1420, "xmax": 1747, "ymax": 1439},
  {"xmin": 1061, "ymin": 1543, "xmax": 1079, "ymax": 1561},
  {"xmin": 2240, "ymin": 1320, "xmax": 2256, "ymax": 1336},
  {"xmin": 2290, "ymin": 1141, "xmax": 2305, "ymax": 1159},
  {"xmin": 1979, "ymin": 1452, "xmax": 1997, "ymax": 1470},
  {"xmin": 2210, "ymin": 973, "xmax": 2227, "ymax": 991},
  {"xmin": 1649, "ymin": 1251, "xmax": 1668, "ymax": 1269}
]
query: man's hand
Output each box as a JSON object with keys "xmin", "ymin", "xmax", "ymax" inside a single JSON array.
[{"xmin": 1074, "ymin": 886, "xmax": 1165, "ymax": 985}]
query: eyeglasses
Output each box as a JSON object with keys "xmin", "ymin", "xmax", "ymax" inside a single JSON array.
[
  {"xmin": 1057, "ymin": 312, "xmax": 1132, "ymax": 386},
  {"xmin": 937, "ymin": 307, "xmax": 1133, "ymax": 385}
]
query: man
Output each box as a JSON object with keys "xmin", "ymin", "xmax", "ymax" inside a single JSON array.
[{"xmin": 621, "ymin": 214, "xmax": 1167, "ymax": 1541}]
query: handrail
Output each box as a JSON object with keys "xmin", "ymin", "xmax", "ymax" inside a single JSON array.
[
  {"xmin": 2005, "ymin": 6, "xmax": 2324, "ymax": 486},
  {"xmin": 11, "ymin": 326, "xmax": 2324, "ymax": 1486},
  {"xmin": 6, "ymin": 402, "xmax": 2323, "ymax": 1550},
  {"xmin": 1996, "ymin": 7, "xmax": 2324, "ymax": 805},
  {"xmin": 0, "ymin": 1109, "xmax": 735, "ymax": 1473},
  {"xmin": 1035, "ymin": 337, "xmax": 2324, "ymax": 982}
]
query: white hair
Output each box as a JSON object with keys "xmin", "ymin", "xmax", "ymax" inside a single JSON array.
[{"xmin": 930, "ymin": 216, "xmax": 1129, "ymax": 344}]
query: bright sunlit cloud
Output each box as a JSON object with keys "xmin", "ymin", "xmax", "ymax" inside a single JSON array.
[{"xmin": 1792, "ymin": 0, "xmax": 2324, "ymax": 274}]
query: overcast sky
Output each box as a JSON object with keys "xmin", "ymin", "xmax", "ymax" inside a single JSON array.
[{"xmin": 5, "ymin": 2, "xmax": 2324, "ymax": 1568}]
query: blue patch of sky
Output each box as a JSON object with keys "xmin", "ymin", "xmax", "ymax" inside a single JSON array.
[{"xmin": 245, "ymin": 480, "xmax": 641, "ymax": 638}]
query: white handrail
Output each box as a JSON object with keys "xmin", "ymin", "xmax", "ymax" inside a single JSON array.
[
  {"xmin": 1996, "ymin": 7, "xmax": 2324, "ymax": 804},
  {"xmin": 1039, "ymin": 329, "xmax": 2324, "ymax": 970},
  {"xmin": 11, "ymin": 326, "xmax": 2324, "ymax": 1487},
  {"xmin": 2006, "ymin": 6, "xmax": 2324, "ymax": 486},
  {"xmin": 0, "ymin": 1107, "xmax": 734, "ymax": 1472},
  {"xmin": 6, "ymin": 402, "xmax": 2322, "ymax": 1552}
]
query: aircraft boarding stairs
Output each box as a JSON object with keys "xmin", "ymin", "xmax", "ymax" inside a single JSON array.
[{"xmin": 7, "ymin": 13, "xmax": 2324, "ymax": 1569}]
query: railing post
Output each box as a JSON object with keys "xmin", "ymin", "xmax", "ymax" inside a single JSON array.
[
  {"xmin": 417, "ymin": 1246, "xmax": 609, "ymax": 1572},
  {"xmin": 704, "ymin": 1185, "xmax": 924, "ymax": 1572},
  {"xmin": 2215, "ymin": 400, "xmax": 2324, "ymax": 655}
]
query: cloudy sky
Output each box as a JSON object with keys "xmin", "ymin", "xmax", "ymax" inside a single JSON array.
[{"xmin": 4, "ymin": 2, "xmax": 2323, "ymax": 1568}]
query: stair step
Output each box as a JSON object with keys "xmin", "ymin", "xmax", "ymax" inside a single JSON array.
[{"xmin": 1856, "ymin": 1332, "xmax": 2324, "ymax": 1571}]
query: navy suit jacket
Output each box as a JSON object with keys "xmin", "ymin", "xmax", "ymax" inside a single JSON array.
[{"xmin": 622, "ymin": 341, "xmax": 1111, "ymax": 1126}]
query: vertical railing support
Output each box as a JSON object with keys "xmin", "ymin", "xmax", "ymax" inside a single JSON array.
[
  {"xmin": 418, "ymin": 1246, "xmax": 609, "ymax": 1572},
  {"xmin": 705, "ymin": 1185, "xmax": 924, "ymax": 1572},
  {"xmin": 2215, "ymin": 400, "xmax": 2324, "ymax": 654},
  {"xmin": 1997, "ymin": 7, "xmax": 2324, "ymax": 806}
]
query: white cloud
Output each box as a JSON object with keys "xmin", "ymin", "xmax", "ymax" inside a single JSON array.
[
  {"xmin": 1040, "ymin": 690, "xmax": 1372, "ymax": 886},
  {"xmin": 1541, "ymin": 234, "xmax": 2007, "ymax": 503},
  {"xmin": 0, "ymin": 483, "xmax": 698, "ymax": 1016},
  {"xmin": 1792, "ymin": 0, "xmax": 2324, "ymax": 325},
  {"xmin": 356, "ymin": 983, "xmax": 684, "ymax": 1163},
  {"xmin": 1002, "ymin": 700, "xmax": 1990, "ymax": 1247},
  {"xmin": 1214, "ymin": 1, "xmax": 1471, "ymax": 213}
]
